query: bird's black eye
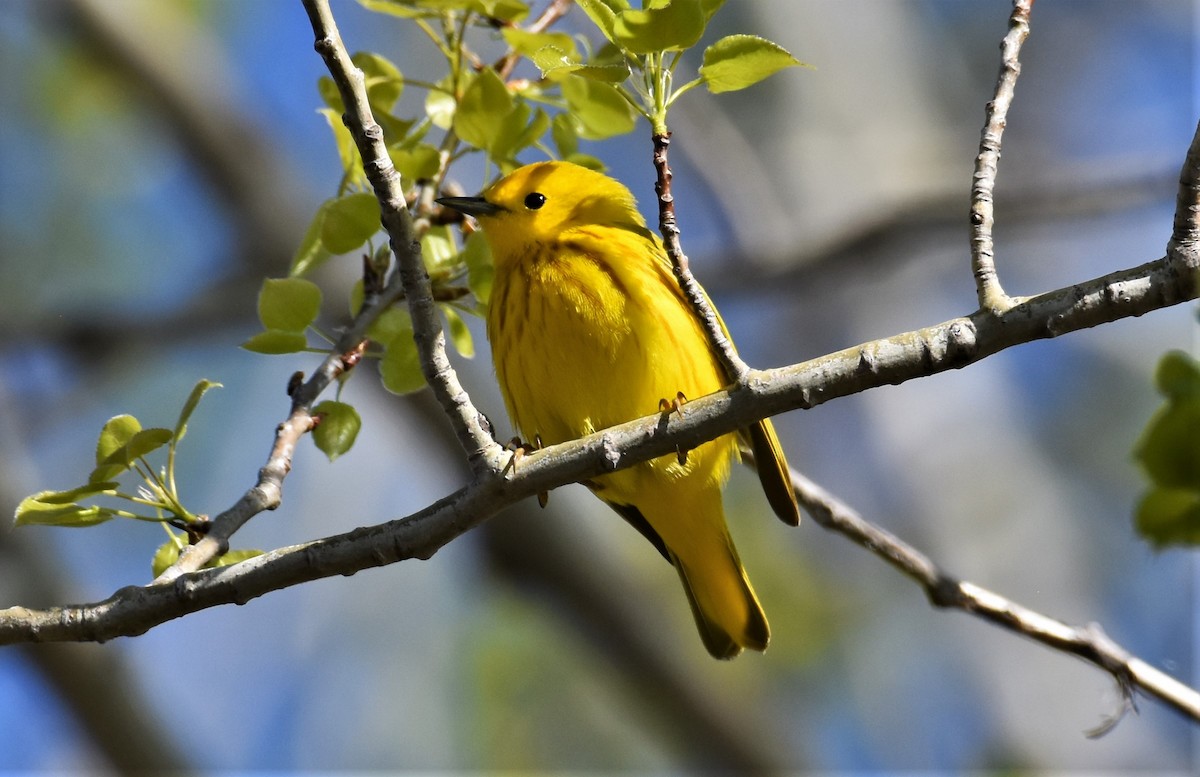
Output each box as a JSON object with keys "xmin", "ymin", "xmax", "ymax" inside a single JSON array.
[{"xmin": 524, "ymin": 192, "xmax": 546, "ymax": 210}]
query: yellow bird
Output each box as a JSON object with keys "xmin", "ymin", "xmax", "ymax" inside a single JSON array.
[{"xmin": 439, "ymin": 161, "xmax": 799, "ymax": 658}]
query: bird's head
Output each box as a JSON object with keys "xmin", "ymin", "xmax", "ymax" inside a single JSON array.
[{"xmin": 437, "ymin": 161, "xmax": 647, "ymax": 261}]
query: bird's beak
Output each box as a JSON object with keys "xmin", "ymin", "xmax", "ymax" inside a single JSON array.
[{"xmin": 436, "ymin": 195, "xmax": 504, "ymax": 218}]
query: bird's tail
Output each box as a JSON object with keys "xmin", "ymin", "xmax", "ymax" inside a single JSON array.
[{"xmin": 670, "ymin": 537, "xmax": 770, "ymax": 660}]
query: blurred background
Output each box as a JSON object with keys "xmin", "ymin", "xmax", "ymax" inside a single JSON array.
[{"xmin": 1, "ymin": 0, "xmax": 1197, "ymax": 772}]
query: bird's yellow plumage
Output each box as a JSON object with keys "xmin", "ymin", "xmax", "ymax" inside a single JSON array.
[{"xmin": 439, "ymin": 161, "xmax": 799, "ymax": 658}]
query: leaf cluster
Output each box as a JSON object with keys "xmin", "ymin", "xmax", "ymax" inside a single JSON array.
[
  {"xmin": 14, "ymin": 381, "xmax": 263, "ymax": 576},
  {"xmin": 1133, "ymin": 350, "xmax": 1200, "ymax": 547}
]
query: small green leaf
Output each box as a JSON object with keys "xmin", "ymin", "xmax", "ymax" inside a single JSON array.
[
  {"xmin": 443, "ymin": 306, "xmax": 475, "ymax": 358},
  {"xmin": 106, "ymin": 428, "xmax": 174, "ymax": 465},
  {"xmin": 613, "ymin": 0, "xmax": 705, "ymax": 54},
  {"xmin": 389, "ymin": 142, "xmax": 442, "ymax": 183},
  {"xmin": 208, "ymin": 548, "xmax": 265, "ymax": 569},
  {"xmin": 28, "ymin": 482, "xmax": 120, "ymax": 506},
  {"xmin": 368, "ymin": 306, "xmax": 414, "ymax": 345},
  {"xmin": 489, "ymin": 102, "xmax": 533, "ymax": 162},
  {"xmin": 564, "ymin": 153, "xmax": 606, "ymax": 171},
  {"xmin": 463, "ymin": 230, "xmax": 494, "ymax": 305},
  {"xmin": 175, "ymin": 379, "xmax": 222, "ymax": 444},
  {"xmin": 380, "ymin": 334, "xmax": 427, "ymax": 395},
  {"xmin": 503, "ymin": 29, "xmax": 578, "ymax": 59},
  {"xmin": 318, "ymin": 107, "xmax": 367, "ymax": 187},
  {"xmin": 15, "ymin": 496, "xmax": 115, "ymax": 528},
  {"xmin": 318, "ymin": 75, "xmax": 344, "ymax": 113},
  {"xmin": 313, "ymin": 400, "xmax": 362, "ymax": 461},
  {"xmin": 89, "ymin": 463, "xmax": 129, "ymax": 484},
  {"xmin": 1155, "ymin": 350, "xmax": 1200, "ymax": 400},
  {"xmin": 422, "ymin": 224, "xmax": 456, "ymax": 271},
  {"xmin": 481, "ymin": 0, "xmax": 529, "ymax": 21},
  {"xmin": 1134, "ymin": 398, "xmax": 1200, "ymax": 490},
  {"xmin": 290, "ymin": 204, "xmax": 334, "ymax": 277},
  {"xmin": 258, "ymin": 278, "xmax": 323, "ymax": 333},
  {"xmin": 353, "ymin": 51, "xmax": 404, "ymax": 112},
  {"xmin": 425, "ymin": 80, "xmax": 457, "ymax": 129},
  {"xmin": 454, "ymin": 69, "xmax": 514, "ymax": 152},
  {"xmin": 1135, "ymin": 488, "xmax": 1200, "ymax": 548},
  {"xmin": 241, "ymin": 330, "xmax": 310, "ymax": 355},
  {"xmin": 321, "ymin": 192, "xmax": 382, "ymax": 255},
  {"xmin": 575, "ymin": 0, "xmax": 629, "ymax": 45},
  {"xmin": 96, "ymin": 415, "xmax": 141, "ymax": 465},
  {"xmin": 699, "ymin": 34, "xmax": 809, "ymax": 94},
  {"xmin": 551, "ymin": 112, "xmax": 579, "ymax": 158},
  {"xmin": 561, "ymin": 76, "xmax": 637, "ymax": 139},
  {"xmin": 152, "ymin": 539, "xmax": 183, "ymax": 578}
]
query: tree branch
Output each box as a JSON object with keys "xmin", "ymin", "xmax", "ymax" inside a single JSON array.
[
  {"xmin": 301, "ymin": 0, "xmax": 501, "ymax": 473},
  {"xmin": 3, "ymin": 227, "xmax": 1195, "ymax": 644},
  {"xmin": 775, "ymin": 462, "xmax": 1200, "ymax": 730},
  {"xmin": 970, "ymin": 0, "xmax": 1032, "ymax": 312},
  {"xmin": 652, "ymin": 132, "xmax": 750, "ymax": 384}
]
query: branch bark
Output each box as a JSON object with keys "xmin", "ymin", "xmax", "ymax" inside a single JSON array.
[{"xmin": 970, "ymin": 0, "xmax": 1032, "ymax": 312}]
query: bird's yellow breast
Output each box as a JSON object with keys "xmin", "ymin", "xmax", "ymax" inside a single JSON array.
[{"xmin": 486, "ymin": 224, "xmax": 736, "ymax": 493}]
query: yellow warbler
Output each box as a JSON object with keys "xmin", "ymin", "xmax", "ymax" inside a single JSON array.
[{"xmin": 439, "ymin": 161, "xmax": 799, "ymax": 659}]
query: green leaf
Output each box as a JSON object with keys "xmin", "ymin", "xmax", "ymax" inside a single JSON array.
[
  {"xmin": 463, "ymin": 230, "xmax": 493, "ymax": 305},
  {"xmin": 318, "ymin": 75, "xmax": 344, "ymax": 113},
  {"xmin": 422, "ymin": 224, "xmax": 456, "ymax": 271},
  {"xmin": 175, "ymin": 379, "xmax": 222, "ymax": 445},
  {"xmin": 1134, "ymin": 397, "xmax": 1200, "ymax": 490},
  {"xmin": 489, "ymin": 102, "xmax": 534, "ymax": 162},
  {"xmin": 321, "ymin": 192, "xmax": 382, "ymax": 254},
  {"xmin": 1135, "ymin": 488, "xmax": 1200, "ymax": 548},
  {"xmin": 699, "ymin": 34, "xmax": 809, "ymax": 94},
  {"xmin": 380, "ymin": 334, "xmax": 427, "ymax": 395},
  {"xmin": 352, "ymin": 51, "xmax": 404, "ymax": 112},
  {"xmin": 443, "ymin": 306, "xmax": 475, "ymax": 358},
  {"xmin": 15, "ymin": 495, "xmax": 115, "ymax": 528},
  {"xmin": 564, "ymin": 152, "xmax": 606, "ymax": 171},
  {"xmin": 27, "ymin": 482, "xmax": 120, "ymax": 506},
  {"xmin": 1155, "ymin": 350, "xmax": 1200, "ymax": 400},
  {"xmin": 389, "ymin": 142, "xmax": 442, "ymax": 183},
  {"xmin": 313, "ymin": 400, "xmax": 362, "ymax": 461},
  {"xmin": 208, "ymin": 548, "xmax": 265, "ymax": 569},
  {"xmin": 108, "ymin": 428, "xmax": 174, "ymax": 465},
  {"xmin": 318, "ymin": 107, "xmax": 367, "ymax": 187},
  {"xmin": 425, "ymin": 79, "xmax": 457, "ymax": 129},
  {"xmin": 454, "ymin": 69, "xmax": 514, "ymax": 152},
  {"xmin": 96, "ymin": 414, "xmax": 141, "ymax": 465},
  {"xmin": 551, "ymin": 112, "xmax": 579, "ymax": 158},
  {"xmin": 258, "ymin": 277, "xmax": 322, "ymax": 332},
  {"xmin": 502, "ymin": 29, "xmax": 578, "ymax": 60},
  {"xmin": 152, "ymin": 539, "xmax": 183, "ymax": 578},
  {"xmin": 561, "ymin": 76, "xmax": 637, "ymax": 139},
  {"xmin": 357, "ymin": 0, "xmax": 527, "ymax": 19},
  {"xmin": 481, "ymin": 0, "xmax": 529, "ymax": 20},
  {"xmin": 368, "ymin": 306, "xmax": 414, "ymax": 345},
  {"xmin": 575, "ymin": 0, "xmax": 629, "ymax": 44},
  {"xmin": 613, "ymin": 0, "xmax": 706, "ymax": 54},
  {"xmin": 241, "ymin": 330, "xmax": 310, "ymax": 355},
  {"xmin": 290, "ymin": 204, "xmax": 334, "ymax": 277}
]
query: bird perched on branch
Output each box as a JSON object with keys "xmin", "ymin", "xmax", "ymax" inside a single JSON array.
[{"xmin": 439, "ymin": 161, "xmax": 799, "ymax": 658}]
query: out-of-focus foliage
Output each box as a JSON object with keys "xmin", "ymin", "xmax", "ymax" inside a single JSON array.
[{"xmin": 1134, "ymin": 349, "xmax": 1200, "ymax": 546}]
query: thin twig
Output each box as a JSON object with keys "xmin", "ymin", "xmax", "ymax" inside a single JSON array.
[
  {"xmin": 155, "ymin": 315, "xmax": 395, "ymax": 581},
  {"xmin": 651, "ymin": 132, "xmax": 749, "ymax": 384},
  {"xmin": 970, "ymin": 0, "xmax": 1032, "ymax": 313},
  {"xmin": 766, "ymin": 461, "xmax": 1200, "ymax": 730}
]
